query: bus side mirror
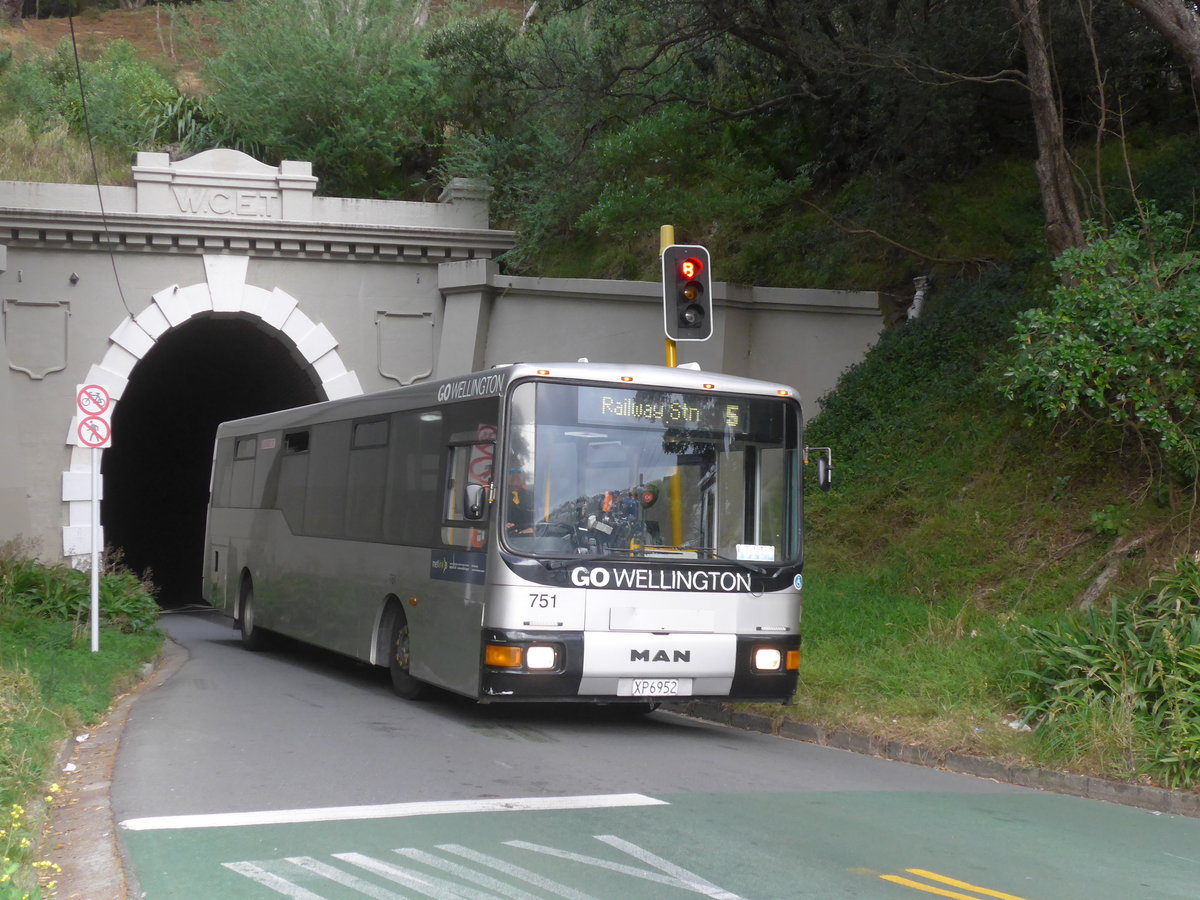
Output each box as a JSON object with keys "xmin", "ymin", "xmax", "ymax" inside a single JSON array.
[
  {"xmin": 806, "ymin": 447, "xmax": 833, "ymax": 492},
  {"xmin": 464, "ymin": 482, "xmax": 487, "ymax": 520}
]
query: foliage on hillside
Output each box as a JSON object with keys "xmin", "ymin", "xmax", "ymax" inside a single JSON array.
[
  {"xmin": 796, "ymin": 215, "xmax": 1200, "ymax": 784},
  {"xmin": 5, "ymin": 1, "xmax": 1196, "ymax": 290}
]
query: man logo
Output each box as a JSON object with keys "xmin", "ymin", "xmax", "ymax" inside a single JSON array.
[{"xmin": 631, "ymin": 649, "xmax": 692, "ymax": 663}]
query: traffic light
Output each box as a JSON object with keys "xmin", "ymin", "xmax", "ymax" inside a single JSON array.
[{"xmin": 662, "ymin": 244, "xmax": 712, "ymax": 342}]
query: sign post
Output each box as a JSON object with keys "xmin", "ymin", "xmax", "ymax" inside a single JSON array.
[{"xmin": 76, "ymin": 384, "xmax": 112, "ymax": 652}]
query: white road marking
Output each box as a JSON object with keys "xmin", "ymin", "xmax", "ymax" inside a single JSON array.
[
  {"xmin": 121, "ymin": 792, "xmax": 667, "ymax": 831},
  {"xmin": 394, "ymin": 847, "xmax": 551, "ymax": 900},
  {"xmin": 505, "ymin": 835, "xmax": 743, "ymax": 899},
  {"xmin": 334, "ymin": 852, "xmax": 499, "ymax": 899},
  {"xmin": 284, "ymin": 857, "xmax": 407, "ymax": 899},
  {"xmin": 222, "ymin": 835, "xmax": 741, "ymax": 900},
  {"xmin": 221, "ymin": 861, "xmax": 327, "ymax": 899},
  {"xmin": 435, "ymin": 844, "xmax": 597, "ymax": 900}
]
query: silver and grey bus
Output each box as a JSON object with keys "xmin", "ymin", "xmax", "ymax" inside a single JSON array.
[{"xmin": 202, "ymin": 361, "xmax": 826, "ymax": 704}]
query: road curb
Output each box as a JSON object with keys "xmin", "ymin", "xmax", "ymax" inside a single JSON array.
[{"xmin": 668, "ymin": 699, "xmax": 1200, "ymax": 818}]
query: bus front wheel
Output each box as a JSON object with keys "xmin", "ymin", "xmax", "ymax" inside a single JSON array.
[{"xmin": 388, "ymin": 613, "xmax": 427, "ymax": 700}]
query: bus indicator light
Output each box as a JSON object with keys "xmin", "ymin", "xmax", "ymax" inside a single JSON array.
[
  {"xmin": 485, "ymin": 645, "xmax": 523, "ymax": 667},
  {"xmin": 787, "ymin": 649, "xmax": 801, "ymax": 670}
]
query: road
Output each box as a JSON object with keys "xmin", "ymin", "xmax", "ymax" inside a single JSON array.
[{"xmin": 111, "ymin": 612, "xmax": 1200, "ymax": 899}]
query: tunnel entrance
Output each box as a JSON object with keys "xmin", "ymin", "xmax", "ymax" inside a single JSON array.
[{"xmin": 103, "ymin": 316, "xmax": 322, "ymax": 608}]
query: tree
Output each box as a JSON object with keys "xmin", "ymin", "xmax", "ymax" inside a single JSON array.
[
  {"xmin": 2, "ymin": 0, "xmax": 21, "ymax": 28},
  {"xmin": 1009, "ymin": 0, "xmax": 1086, "ymax": 256},
  {"xmin": 1125, "ymin": 0, "xmax": 1200, "ymax": 88},
  {"xmin": 199, "ymin": 0, "xmax": 446, "ymax": 198}
]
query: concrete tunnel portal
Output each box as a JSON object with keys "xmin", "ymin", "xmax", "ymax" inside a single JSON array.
[{"xmin": 102, "ymin": 317, "xmax": 322, "ymax": 608}]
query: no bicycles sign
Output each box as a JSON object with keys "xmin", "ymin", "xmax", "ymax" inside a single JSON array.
[{"xmin": 76, "ymin": 384, "xmax": 113, "ymax": 449}]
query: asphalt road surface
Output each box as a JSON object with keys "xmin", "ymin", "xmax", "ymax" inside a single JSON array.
[{"xmin": 110, "ymin": 612, "xmax": 1200, "ymax": 899}]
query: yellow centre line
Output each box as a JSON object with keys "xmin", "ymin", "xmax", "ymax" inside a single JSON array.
[{"xmin": 881, "ymin": 868, "xmax": 1028, "ymax": 900}]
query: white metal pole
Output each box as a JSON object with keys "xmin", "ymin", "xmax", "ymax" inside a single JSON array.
[{"xmin": 91, "ymin": 445, "xmax": 100, "ymax": 653}]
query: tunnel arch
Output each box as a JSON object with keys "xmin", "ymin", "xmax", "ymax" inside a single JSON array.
[{"xmin": 63, "ymin": 256, "xmax": 363, "ymax": 606}]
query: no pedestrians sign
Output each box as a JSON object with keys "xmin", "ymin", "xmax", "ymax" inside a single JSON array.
[{"xmin": 76, "ymin": 383, "xmax": 113, "ymax": 449}]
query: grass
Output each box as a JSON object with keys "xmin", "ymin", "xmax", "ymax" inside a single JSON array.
[
  {"xmin": 0, "ymin": 117, "xmax": 131, "ymax": 186},
  {"xmin": 778, "ymin": 570, "xmax": 1039, "ymax": 761},
  {"xmin": 0, "ymin": 554, "xmax": 161, "ymax": 899}
]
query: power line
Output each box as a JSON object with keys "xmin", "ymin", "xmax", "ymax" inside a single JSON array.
[{"xmin": 67, "ymin": 4, "xmax": 136, "ymax": 320}]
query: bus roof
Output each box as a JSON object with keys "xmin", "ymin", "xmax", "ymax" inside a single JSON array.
[{"xmin": 214, "ymin": 361, "xmax": 801, "ymax": 438}]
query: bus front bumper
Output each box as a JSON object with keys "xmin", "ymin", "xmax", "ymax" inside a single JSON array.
[{"xmin": 478, "ymin": 629, "xmax": 799, "ymax": 703}]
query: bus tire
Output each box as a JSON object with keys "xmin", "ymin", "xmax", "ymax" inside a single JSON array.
[
  {"xmin": 239, "ymin": 577, "xmax": 269, "ymax": 651},
  {"xmin": 388, "ymin": 613, "xmax": 427, "ymax": 700}
]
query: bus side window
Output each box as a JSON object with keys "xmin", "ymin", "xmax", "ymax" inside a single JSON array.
[
  {"xmin": 277, "ymin": 430, "xmax": 310, "ymax": 532},
  {"xmin": 346, "ymin": 419, "xmax": 388, "ymax": 541},
  {"xmin": 211, "ymin": 440, "xmax": 236, "ymax": 508},
  {"xmin": 304, "ymin": 422, "xmax": 350, "ymax": 537},
  {"xmin": 230, "ymin": 437, "xmax": 257, "ymax": 508},
  {"xmin": 382, "ymin": 411, "xmax": 441, "ymax": 546}
]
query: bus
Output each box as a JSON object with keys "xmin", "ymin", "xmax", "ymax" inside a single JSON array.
[{"xmin": 202, "ymin": 361, "xmax": 830, "ymax": 704}]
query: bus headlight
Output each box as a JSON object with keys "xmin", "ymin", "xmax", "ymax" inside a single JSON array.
[
  {"xmin": 525, "ymin": 645, "xmax": 557, "ymax": 670},
  {"xmin": 753, "ymin": 647, "xmax": 783, "ymax": 671}
]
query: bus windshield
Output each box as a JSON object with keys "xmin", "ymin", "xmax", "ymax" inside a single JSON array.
[{"xmin": 502, "ymin": 381, "xmax": 801, "ymax": 563}]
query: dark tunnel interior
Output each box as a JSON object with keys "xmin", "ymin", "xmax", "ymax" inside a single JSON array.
[{"xmin": 102, "ymin": 316, "xmax": 322, "ymax": 608}]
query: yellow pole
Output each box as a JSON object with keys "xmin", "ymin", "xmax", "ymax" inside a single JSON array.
[
  {"xmin": 660, "ymin": 225, "xmax": 677, "ymax": 368},
  {"xmin": 660, "ymin": 224, "xmax": 683, "ymax": 544}
]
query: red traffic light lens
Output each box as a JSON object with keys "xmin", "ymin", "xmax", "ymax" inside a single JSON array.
[{"xmin": 680, "ymin": 257, "xmax": 704, "ymax": 279}]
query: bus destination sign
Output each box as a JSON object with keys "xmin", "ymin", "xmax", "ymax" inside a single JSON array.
[{"xmin": 578, "ymin": 388, "xmax": 747, "ymax": 433}]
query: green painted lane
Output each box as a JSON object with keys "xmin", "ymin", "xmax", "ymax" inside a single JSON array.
[{"xmin": 121, "ymin": 791, "xmax": 1200, "ymax": 899}]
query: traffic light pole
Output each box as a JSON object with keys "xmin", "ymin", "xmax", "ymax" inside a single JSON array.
[{"xmin": 660, "ymin": 224, "xmax": 677, "ymax": 367}]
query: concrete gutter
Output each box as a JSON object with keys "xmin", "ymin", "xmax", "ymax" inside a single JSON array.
[{"xmin": 669, "ymin": 699, "xmax": 1200, "ymax": 818}]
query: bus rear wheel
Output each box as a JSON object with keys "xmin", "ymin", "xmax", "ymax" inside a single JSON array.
[
  {"xmin": 239, "ymin": 578, "xmax": 269, "ymax": 651},
  {"xmin": 388, "ymin": 614, "xmax": 427, "ymax": 700}
]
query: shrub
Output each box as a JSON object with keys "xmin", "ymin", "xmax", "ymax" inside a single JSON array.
[
  {"xmin": 1, "ymin": 38, "xmax": 178, "ymax": 152},
  {"xmin": 805, "ymin": 269, "xmax": 1030, "ymax": 487},
  {"xmin": 1003, "ymin": 206, "xmax": 1200, "ymax": 481},
  {"xmin": 1011, "ymin": 556, "xmax": 1200, "ymax": 787},
  {"xmin": 200, "ymin": 0, "xmax": 445, "ymax": 197},
  {"xmin": 0, "ymin": 552, "xmax": 158, "ymax": 636}
]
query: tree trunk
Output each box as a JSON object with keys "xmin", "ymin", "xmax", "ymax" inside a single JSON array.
[
  {"xmin": 2, "ymin": 0, "xmax": 23, "ymax": 28},
  {"xmin": 1125, "ymin": 0, "xmax": 1200, "ymax": 89},
  {"xmin": 1010, "ymin": 0, "xmax": 1086, "ymax": 257}
]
